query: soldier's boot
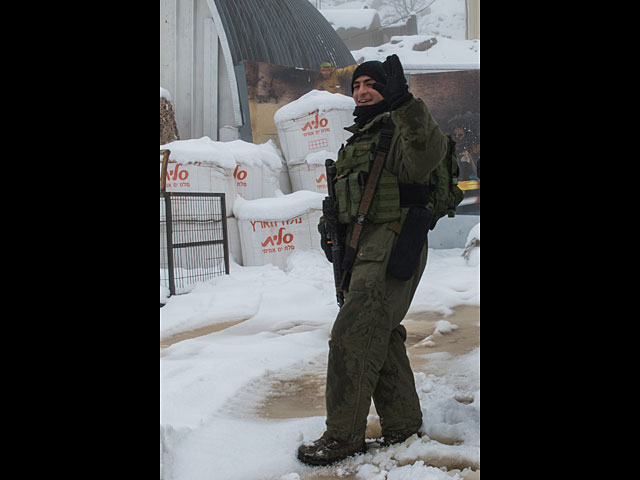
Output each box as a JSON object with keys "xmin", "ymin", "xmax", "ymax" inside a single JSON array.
[
  {"xmin": 297, "ymin": 431, "xmax": 367, "ymax": 466},
  {"xmin": 379, "ymin": 424, "xmax": 423, "ymax": 447}
]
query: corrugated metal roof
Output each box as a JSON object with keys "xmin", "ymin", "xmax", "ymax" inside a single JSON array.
[{"xmin": 213, "ymin": 0, "xmax": 356, "ymax": 70}]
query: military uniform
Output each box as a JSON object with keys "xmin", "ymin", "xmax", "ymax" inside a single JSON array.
[
  {"xmin": 323, "ymin": 96, "xmax": 447, "ymax": 443},
  {"xmin": 298, "ymin": 56, "xmax": 448, "ymax": 466}
]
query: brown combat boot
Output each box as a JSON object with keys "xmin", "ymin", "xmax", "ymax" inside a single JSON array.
[
  {"xmin": 297, "ymin": 431, "xmax": 367, "ymax": 466},
  {"xmin": 379, "ymin": 424, "xmax": 423, "ymax": 447}
]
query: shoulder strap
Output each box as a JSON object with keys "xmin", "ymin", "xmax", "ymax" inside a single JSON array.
[{"xmin": 341, "ymin": 120, "xmax": 395, "ymax": 273}]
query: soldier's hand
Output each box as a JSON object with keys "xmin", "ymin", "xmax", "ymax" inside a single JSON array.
[{"xmin": 373, "ymin": 54, "xmax": 412, "ymax": 110}]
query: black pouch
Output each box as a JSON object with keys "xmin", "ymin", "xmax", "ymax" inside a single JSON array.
[{"xmin": 387, "ymin": 207, "xmax": 433, "ymax": 281}]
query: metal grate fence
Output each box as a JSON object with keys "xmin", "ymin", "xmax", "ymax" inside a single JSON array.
[{"xmin": 160, "ymin": 191, "xmax": 229, "ymax": 296}]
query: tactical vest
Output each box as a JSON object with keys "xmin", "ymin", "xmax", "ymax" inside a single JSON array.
[{"xmin": 334, "ymin": 117, "xmax": 401, "ymax": 225}]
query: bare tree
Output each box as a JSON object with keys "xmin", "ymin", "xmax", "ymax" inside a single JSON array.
[{"xmin": 383, "ymin": 0, "xmax": 432, "ymax": 19}]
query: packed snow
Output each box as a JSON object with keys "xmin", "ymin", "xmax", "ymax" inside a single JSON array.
[{"xmin": 161, "ymin": 246, "xmax": 479, "ymax": 479}]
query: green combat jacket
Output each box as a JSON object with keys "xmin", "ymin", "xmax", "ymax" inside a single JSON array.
[
  {"xmin": 333, "ymin": 96, "xmax": 447, "ymax": 225},
  {"xmin": 320, "ymin": 97, "xmax": 448, "ymax": 442}
]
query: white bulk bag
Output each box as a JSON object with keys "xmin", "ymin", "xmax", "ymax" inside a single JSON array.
[
  {"xmin": 233, "ymin": 190, "xmax": 325, "ymax": 269},
  {"xmin": 160, "ymin": 137, "xmax": 238, "ymax": 217},
  {"xmin": 226, "ymin": 139, "xmax": 283, "ymax": 200},
  {"xmin": 274, "ymin": 90, "xmax": 354, "ymax": 166},
  {"xmin": 287, "ymin": 149, "xmax": 337, "ymax": 194}
]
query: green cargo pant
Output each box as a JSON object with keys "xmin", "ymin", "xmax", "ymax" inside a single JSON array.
[{"xmin": 325, "ymin": 214, "xmax": 426, "ymax": 442}]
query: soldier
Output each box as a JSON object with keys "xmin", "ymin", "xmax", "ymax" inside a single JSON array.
[{"xmin": 298, "ymin": 55, "xmax": 449, "ymax": 466}]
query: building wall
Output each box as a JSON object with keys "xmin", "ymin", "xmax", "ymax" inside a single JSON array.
[
  {"xmin": 337, "ymin": 26, "xmax": 384, "ymax": 51},
  {"xmin": 331, "ymin": 13, "xmax": 418, "ymax": 50},
  {"xmin": 466, "ymin": 0, "xmax": 480, "ymax": 40},
  {"xmin": 160, "ymin": 0, "xmax": 240, "ymax": 141}
]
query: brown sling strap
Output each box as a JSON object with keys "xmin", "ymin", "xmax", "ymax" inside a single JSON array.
[{"xmin": 341, "ymin": 119, "xmax": 395, "ymax": 273}]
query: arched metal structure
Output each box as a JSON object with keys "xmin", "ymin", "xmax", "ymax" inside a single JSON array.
[
  {"xmin": 213, "ymin": 0, "xmax": 355, "ymax": 70},
  {"xmin": 161, "ymin": 0, "xmax": 355, "ymax": 141}
]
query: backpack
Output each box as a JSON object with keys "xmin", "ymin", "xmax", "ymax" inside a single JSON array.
[{"xmin": 425, "ymin": 133, "xmax": 465, "ymax": 229}]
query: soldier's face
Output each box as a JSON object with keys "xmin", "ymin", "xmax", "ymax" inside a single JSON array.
[{"xmin": 352, "ymin": 75, "xmax": 384, "ymax": 106}]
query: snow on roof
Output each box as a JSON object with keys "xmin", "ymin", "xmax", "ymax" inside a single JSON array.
[
  {"xmin": 273, "ymin": 89, "xmax": 355, "ymax": 124},
  {"xmin": 320, "ymin": 8, "xmax": 379, "ymax": 30},
  {"xmin": 352, "ymin": 34, "xmax": 480, "ymax": 71}
]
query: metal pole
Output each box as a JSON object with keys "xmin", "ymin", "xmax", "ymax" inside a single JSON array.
[
  {"xmin": 164, "ymin": 192, "xmax": 176, "ymax": 296},
  {"xmin": 160, "ymin": 149, "xmax": 170, "ymax": 192},
  {"xmin": 220, "ymin": 193, "xmax": 230, "ymax": 275}
]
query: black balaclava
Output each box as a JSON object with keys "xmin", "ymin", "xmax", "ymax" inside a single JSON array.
[{"xmin": 351, "ymin": 61, "xmax": 389, "ymax": 128}]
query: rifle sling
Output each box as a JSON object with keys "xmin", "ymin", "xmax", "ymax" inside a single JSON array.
[{"xmin": 342, "ymin": 120, "xmax": 395, "ymax": 272}]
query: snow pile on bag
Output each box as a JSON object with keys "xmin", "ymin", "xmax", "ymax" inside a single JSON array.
[
  {"xmin": 160, "ymin": 137, "xmax": 284, "ymax": 205},
  {"xmin": 159, "ymin": 137, "xmax": 237, "ymax": 217},
  {"xmin": 274, "ymin": 90, "xmax": 354, "ymax": 194},
  {"xmin": 161, "ymin": 136, "xmax": 237, "ymax": 169},
  {"xmin": 233, "ymin": 190, "xmax": 324, "ymax": 269},
  {"xmin": 223, "ymin": 139, "xmax": 283, "ymax": 200}
]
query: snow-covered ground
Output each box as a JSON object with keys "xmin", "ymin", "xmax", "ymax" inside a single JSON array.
[{"xmin": 161, "ymin": 241, "xmax": 479, "ymax": 480}]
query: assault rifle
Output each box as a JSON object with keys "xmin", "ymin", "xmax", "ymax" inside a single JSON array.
[{"xmin": 324, "ymin": 159, "xmax": 346, "ymax": 307}]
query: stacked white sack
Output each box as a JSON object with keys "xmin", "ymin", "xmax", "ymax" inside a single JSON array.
[
  {"xmin": 160, "ymin": 137, "xmax": 285, "ymax": 208},
  {"xmin": 274, "ymin": 90, "xmax": 354, "ymax": 193},
  {"xmin": 233, "ymin": 190, "xmax": 325, "ymax": 269},
  {"xmin": 160, "ymin": 137, "xmax": 238, "ymax": 217},
  {"xmin": 160, "ymin": 137, "xmax": 285, "ymax": 266},
  {"xmin": 287, "ymin": 150, "xmax": 337, "ymax": 194},
  {"xmin": 223, "ymin": 139, "xmax": 283, "ymax": 200}
]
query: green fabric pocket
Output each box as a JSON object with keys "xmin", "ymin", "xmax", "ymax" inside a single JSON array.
[{"xmin": 356, "ymin": 244, "xmax": 387, "ymax": 262}]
